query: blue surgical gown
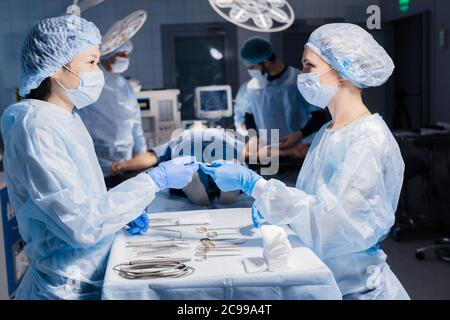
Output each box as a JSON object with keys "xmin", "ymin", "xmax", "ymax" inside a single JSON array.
[
  {"xmin": 1, "ymin": 99, "xmax": 159, "ymax": 300},
  {"xmin": 252, "ymin": 114, "xmax": 410, "ymax": 299},
  {"xmin": 245, "ymin": 66, "xmax": 316, "ymax": 144},
  {"xmin": 234, "ymin": 80, "xmax": 260, "ymax": 128},
  {"xmin": 79, "ymin": 68, "xmax": 147, "ymax": 177}
]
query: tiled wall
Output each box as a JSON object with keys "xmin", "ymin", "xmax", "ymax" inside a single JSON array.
[{"xmin": 0, "ymin": 0, "xmax": 379, "ymax": 110}]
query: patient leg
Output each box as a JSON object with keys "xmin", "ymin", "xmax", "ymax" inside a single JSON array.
[
  {"xmin": 182, "ymin": 172, "xmax": 210, "ymax": 206},
  {"xmin": 218, "ymin": 190, "xmax": 241, "ymax": 205}
]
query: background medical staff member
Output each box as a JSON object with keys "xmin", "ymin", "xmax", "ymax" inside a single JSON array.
[
  {"xmin": 239, "ymin": 37, "xmax": 329, "ymax": 154},
  {"xmin": 1, "ymin": 15, "xmax": 198, "ymax": 300},
  {"xmin": 79, "ymin": 39, "xmax": 150, "ymax": 189},
  {"xmin": 233, "ymin": 79, "xmax": 252, "ymax": 134},
  {"xmin": 201, "ymin": 24, "xmax": 409, "ymax": 300}
]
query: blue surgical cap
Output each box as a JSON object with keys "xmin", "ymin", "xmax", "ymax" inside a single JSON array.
[
  {"xmin": 19, "ymin": 15, "xmax": 102, "ymax": 97},
  {"xmin": 101, "ymin": 40, "xmax": 134, "ymax": 61},
  {"xmin": 305, "ymin": 23, "xmax": 394, "ymax": 88},
  {"xmin": 240, "ymin": 37, "xmax": 273, "ymax": 67}
]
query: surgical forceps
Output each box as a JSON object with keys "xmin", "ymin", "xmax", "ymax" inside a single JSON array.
[
  {"xmin": 126, "ymin": 239, "xmax": 190, "ymax": 256},
  {"xmin": 126, "ymin": 239, "xmax": 188, "ymax": 247},
  {"xmin": 150, "ymin": 226, "xmax": 183, "ymax": 238},
  {"xmin": 200, "ymin": 237, "xmax": 247, "ymax": 246},
  {"xmin": 151, "ymin": 217, "xmax": 210, "ymax": 227}
]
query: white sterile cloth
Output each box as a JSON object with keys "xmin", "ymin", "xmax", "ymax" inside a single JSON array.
[
  {"xmin": 242, "ymin": 257, "xmax": 267, "ymax": 273},
  {"xmin": 103, "ymin": 209, "xmax": 342, "ymax": 300},
  {"xmin": 176, "ymin": 212, "xmax": 211, "ymax": 225}
]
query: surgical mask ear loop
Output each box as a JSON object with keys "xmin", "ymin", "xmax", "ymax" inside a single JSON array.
[
  {"xmin": 53, "ymin": 65, "xmax": 81, "ymax": 91},
  {"xmin": 63, "ymin": 65, "xmax": 81, "ymax": 78},
  {"xmin": 318, "ymin": 67, "xmax": 341, "ymax": 88}
]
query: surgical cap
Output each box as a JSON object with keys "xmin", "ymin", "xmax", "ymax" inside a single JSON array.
[
  {"xmin": 305, "ymin": 23, "xmax": 394, "ymax": 88},
  {"xmin": 101, "ymin": 40, "xmax": 134, "ymax": 61},
  {"xmin": 19, "ymin": 15, "xmax": 102, "ymax": 97},
  {"xmin": 240, "ymin": 37, "xmax": 273, "ymax": 66}
]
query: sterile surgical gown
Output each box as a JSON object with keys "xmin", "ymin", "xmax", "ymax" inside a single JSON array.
[
  {"xmin": 233, "ymin": 80, "xmax": 262, "ymax": 128},
  {"xmin": 1, "ymin": 99, "xmax": 158, "ymax": 300},
  {"xmin": 79, "ymin": 68, "xmax": 147, "ymax": 177},
  {"xmin": 245, "ymin": 66, "xmax": 316, "ymax": 144},
  {"xmin": 252, "ymin": 114, "xmax": 410, "ymax": 299}
]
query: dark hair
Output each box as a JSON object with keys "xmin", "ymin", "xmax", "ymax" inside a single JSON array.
[{"xmin": 26, "ymin": 77, "xmax": 51, "ymax": 101}]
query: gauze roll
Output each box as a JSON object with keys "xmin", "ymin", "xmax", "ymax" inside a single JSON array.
[{"xmin": 260, "ymin": 225, "xmax": 293, "ymax": 271}]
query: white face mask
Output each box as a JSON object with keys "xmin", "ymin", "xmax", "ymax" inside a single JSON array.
[
  {"xmin": 111, "ymin": 56, "xmax": 130, "ymax": 74},
  {"xmin": 248, "ymin": 69, "xmax": 268, "ymax": 88},
  {"xmin": 297, "ymin": 68, "xmax": 338, "ymax": 109},
  {"xmin": 55, "ymin": 66, "xmax": 105, "ymax": 109}
]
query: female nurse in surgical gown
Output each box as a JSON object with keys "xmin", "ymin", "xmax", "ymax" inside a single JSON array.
[
  {"xmin": 201, "ymin": 23, "xmax": 410, "ymax": 300},
  {"xmin": 1, "ymin": 15, "xmax": 197, "ymax": 300}
]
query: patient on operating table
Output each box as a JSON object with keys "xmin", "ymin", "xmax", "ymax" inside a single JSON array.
[{"xmin": 111, "ymin": 123, "xmax": 246, "ymax": 206}]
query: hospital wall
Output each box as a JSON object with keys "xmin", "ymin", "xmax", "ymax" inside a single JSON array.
[
  {"xmin": 381, "ymin": 0, "xmax": 450, "ymax": 124},
  {"xmin": 0, "ymin": 0, "xmax": 379, "ymax": 115}
]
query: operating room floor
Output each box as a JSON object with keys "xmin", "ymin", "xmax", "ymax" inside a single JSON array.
[{"xmin": 383, "ymin": 232, "xmax": 450, "ymax": 300}]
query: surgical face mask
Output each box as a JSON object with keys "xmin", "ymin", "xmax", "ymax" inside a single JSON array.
[
  {"xmin": 296, "ymin": 68, "xmax": 338, "ymax": 109},
  {"xmin": 55, "ymin": 66, "xmax": 105, "ymax": 109},
  {"xmin": 111, "ymin": 56, "xmax": 130, "ymax": 74},
  {"xmin": 248, "ymin": 69, "xmax": 268, "ymax": 88}
]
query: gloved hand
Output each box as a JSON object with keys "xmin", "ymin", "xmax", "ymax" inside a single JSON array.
[
  {"xmin": 147, "ymin": 156, "xmax": 199, "ymax": 190},
  {"xmin": 251, "ymin": 204, "xmax": 265, "ymax": 229},
  {"xmin": 199, "ymin": 160, "xmax": 261, "ymax": 196},
  {"xmin": 127, "ymin": 212, "xmax": 149, "ymax": 235}
]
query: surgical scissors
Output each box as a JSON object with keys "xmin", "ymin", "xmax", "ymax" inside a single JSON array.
[
  {"xmin": 195, "ymin": 245, "xmax": 240, "ymax": 255},
  {"xmin": 196, "ymin": 226, "xmax": 240, "ymax": 238}
]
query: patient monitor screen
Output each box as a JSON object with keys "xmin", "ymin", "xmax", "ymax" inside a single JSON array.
[{"xmin": 200, "ymin": 90, "xmax": 228, "ymax": 112}]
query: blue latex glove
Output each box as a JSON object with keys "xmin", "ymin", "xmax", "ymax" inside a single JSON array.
[
  {"xmin": 127, "ymin": 212, "xmax": 149, "ymax": 235},
  {"xmin": 251, "ymin": 204, "xmax": 265, "ymax": 228},
  {"xmin": 147, "ymin": 156, "xmax": 199, "ymax": 190},
  {"xmin": 199, "ymin": 160, "xmax": 261, "ymax": 196}
]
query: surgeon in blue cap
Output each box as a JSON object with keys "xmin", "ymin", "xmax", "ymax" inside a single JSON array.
[
  {"xmin": 1, "ymin": 15, "xmax": 198, "ymax": 300},
  {"xmin": 78, "ymin": 36, "xmax": 153, "ymax": 189},
  {"xmin": 239, "ymin": 37, "xmax": 329, "ymax": 158}
]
